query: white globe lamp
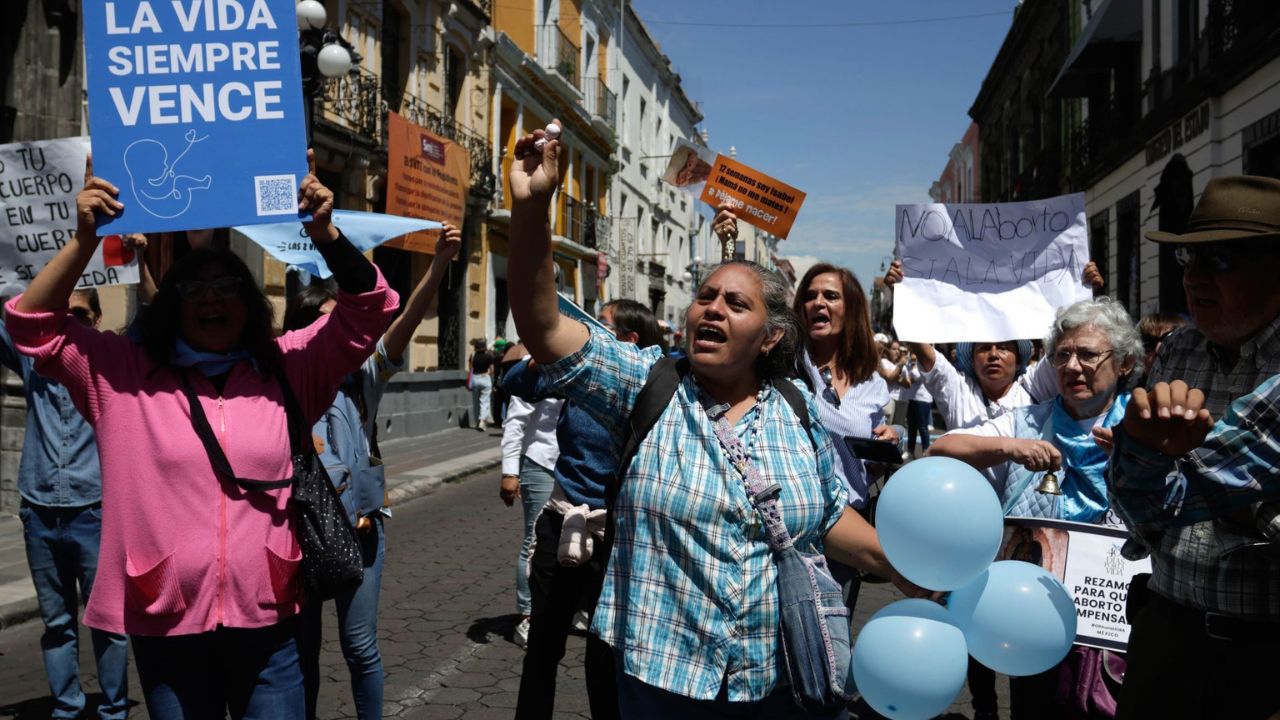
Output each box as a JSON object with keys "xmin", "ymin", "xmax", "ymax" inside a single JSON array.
[
  {"xmin": 317, "ymin": 43, "xmax": 354, "ymax": 77},
  {"xmin": 296, "ymin": 0, "xmax": 326, "ymax": 30}
]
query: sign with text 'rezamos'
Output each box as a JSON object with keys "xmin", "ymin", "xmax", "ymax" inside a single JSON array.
[{"xmin": 83, "ymin": 0, "xmax": 309, "ymax": 234}]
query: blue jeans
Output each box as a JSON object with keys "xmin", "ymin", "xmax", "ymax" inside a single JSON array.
[
  {"xmin": 300, "ymin": 516, "xmax": 386, "ymax": 720},
  {"xmin": 616, "ymin": 668, "xmax": 848, "ymax": 720},
  {"xmin": 517, "ymin": 458, "xmax": 555, "ymax": 615},
  {"xmin": 132, "ymin": 618, "xmax": 304, "ymax": 720},
  {"xmin": 19, "ymin": 502, "xmax": 129, "ymax": 720},
  {"xmin": 907, "ymin": 400, "xmax": 932, "ymax": 454},
  {"xmin": 471, "ymin": 374, "xmax": 493, "ymax": 428}
]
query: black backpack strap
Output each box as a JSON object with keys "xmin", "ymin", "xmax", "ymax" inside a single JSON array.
[
  {"xmin": 608, "ymin": 356, "xmax": 689, "ymax": 507},
  {"xmin": 773, "ymin": 378, "xmax": 817, "ymax": 451},
  {"xmin": 179, "ymin": 371, "xmax": 294, "ymax": 492}
]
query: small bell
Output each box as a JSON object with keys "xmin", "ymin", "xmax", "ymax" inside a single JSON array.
[
  {"xmin": 355, "ymin": 514, "xmax": 373, "ymax": 533},
  {"xmin": 1036, "ymin": 471, "xmax": 1063, "ymax": 496}
]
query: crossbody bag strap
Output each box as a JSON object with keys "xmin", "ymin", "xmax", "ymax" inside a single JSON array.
[
  {"xmin": 179, "ymin": 371, "xmax": 293, "ymax": 492},
  {"xmin": 700, "ymin": 390, "xmax": 794, "ymax": 553}
]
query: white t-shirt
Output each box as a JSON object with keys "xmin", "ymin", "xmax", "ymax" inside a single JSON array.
[{"xmin": 921, "ymin": 351, "xmax": 1056, "ymax": 431}]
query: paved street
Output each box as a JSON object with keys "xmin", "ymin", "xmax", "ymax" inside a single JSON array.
[{"xmin": 0, "ymin": 465, "xmax": 1008, "ymax": 719}]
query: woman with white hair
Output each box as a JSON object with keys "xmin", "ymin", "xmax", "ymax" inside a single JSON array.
[
  {"xmin": 928, "ymin": 297, "xmax": 1143, "ymax": 720},
  {"xmin": 928, "ymin": 297, "xmax": 1142, "ymax": 520}
]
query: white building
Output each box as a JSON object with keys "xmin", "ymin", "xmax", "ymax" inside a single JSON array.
[
  {"xmin": 1052, "ymin": 0, "xmax": 1280, "ymax": 317},
  {"xmin": 609, "ymin": 4, "xmax": 709, "ymax": 328}
]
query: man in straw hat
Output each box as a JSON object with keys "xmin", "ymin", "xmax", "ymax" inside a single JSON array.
[{"xmin": 1101, "ymin": 175, "xmax": 1280, "ymax": 719}]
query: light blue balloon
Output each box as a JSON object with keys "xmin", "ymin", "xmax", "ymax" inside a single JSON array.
[
  {"xmin": 852, "ymin": 599, "xmax": 969, "ymax": 720},
  {"xmin": 875, "ymin": 456, "xmax": 1004, "ymax": 590},
  {"xmin": 947, "ymin": 560, "xmax": 1078, "ymax": 676}
]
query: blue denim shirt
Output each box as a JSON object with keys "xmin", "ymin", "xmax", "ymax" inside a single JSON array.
[
  {"xmin": 0, "ymin": 317, "xmax": 101, "ymax": 507},
  {"xmin": 501, "ymin": 358, "xmax": 613, "ymax": 509}
]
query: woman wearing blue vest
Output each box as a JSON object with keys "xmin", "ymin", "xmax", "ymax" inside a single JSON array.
[
  {"xmin": 286, "ymin": 224, "xmax": 461, "ymax": 720},
  {"xmin": 928, "ymin": 297, "xmax": 1142, "ymax": 718}
]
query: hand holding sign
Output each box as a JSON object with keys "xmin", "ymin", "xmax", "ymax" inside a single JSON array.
[
  {"xmin": 77, "ymin": 155, "xmax": 124, "ymax": 239},
  {"xmin": 299, "ymin": 149, "xmax": 338, "ymax": 243},
  {"xmin": 1120, "ymin": 380, "xmax": 1214, "ymax": 457},
  {"xmin": 712, "ymin": 203, "xmax": 740, "ymax": 245},
  {"xmin": 510, "ymin": 119, "xmax": 564, "ymax": 212}
]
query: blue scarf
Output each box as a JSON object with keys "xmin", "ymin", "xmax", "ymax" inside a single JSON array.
[
  {"xmin": 173, "ymin": 338, "xmax": 252, "ymax": 377},
  {"xmin": 1047, "ymin": 393, "xmax": 1130, "ymax": 522}
]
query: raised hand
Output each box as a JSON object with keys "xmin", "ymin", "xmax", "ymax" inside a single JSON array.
[
  {"xmin": 434, "ymin": 223, "xmax": 463, "ymax": 263},
  {"xmin": 712, "ymin": 203, "xmax": 740, "ymax": 245},
  {"xmin": 1082, "ymin": 261, "xmax": 1104, "ymax": 291},
  {"xmin": 1120, "ymin": 380, "xmax": 1214, "ymax": 457},
  {"xmin": 77, "ymin": 154, "xmax": 123, "ymax": 239},
  {"xmin": 509, "ymin": 119, "xmax": 564, "ymax": 211},
  {"xmin": 884, "ymin": 259, "xmax": 904, "ymax": 286},
  {"xmin": 299, "ymin": 149, "xmax": 338, "ymax": 242}
]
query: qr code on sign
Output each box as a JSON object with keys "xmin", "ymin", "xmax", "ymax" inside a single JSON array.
[{"xmin": 255, "ymin": 175, "xmax": 297, "ymax": 216}]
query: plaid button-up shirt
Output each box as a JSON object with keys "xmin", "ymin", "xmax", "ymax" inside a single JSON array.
[
  {"xmin": 543, "ymin": 331, "xmax": 847, "ymax": 702},
  {"xmin": 1108, "ymin": 316, "xmax": 1280, "ymax": 621}
]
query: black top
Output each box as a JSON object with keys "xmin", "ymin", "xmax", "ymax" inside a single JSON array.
[{"xmin": 471, "ymin": 351, "xmax": 494, "ymax": 374}]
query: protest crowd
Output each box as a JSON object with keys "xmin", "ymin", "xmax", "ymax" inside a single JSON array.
[{"xmin": 2, "ymin": 0, "xmax": 1278, "ymax": 714}]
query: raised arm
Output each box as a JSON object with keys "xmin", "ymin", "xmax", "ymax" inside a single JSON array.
[
  {"xmin": 929, "ymin": 431, "xmax": 1062, "ymax": 473},
  {"xmin": 17, "ymin": 155, "xmax": 121, "ymax": 313},
  {"xmin": 507, "ymin": 120, "xmax": 589, "ymax": 364},
  {"xmin": 381, "ymin": 223, "xmax": 462, "ymax": 364},
  {"xmin": 883, "ymin": 260, "xmax": 938, "ymax": 371}
]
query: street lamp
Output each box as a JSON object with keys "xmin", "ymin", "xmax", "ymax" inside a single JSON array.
[
  {"xmin": 682, "ymin": 255, "xmax": 704, "ymax": 285},
  {"xmin": 297, "ymin": 1, "xmax": 360, "ymax": 143}
]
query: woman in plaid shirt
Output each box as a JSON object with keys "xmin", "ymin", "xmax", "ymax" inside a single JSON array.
[{"xmin": 504, "ymin": 122, "xmax": 918, "ymax": 718}]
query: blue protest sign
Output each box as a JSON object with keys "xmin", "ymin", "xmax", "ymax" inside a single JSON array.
[
  {"xmin": 235, "ymin": 210, "xmax": 443, "ymax": 278},
  {"xmin": 83, "ymin": 0, "xmax": 308, "ymax": 234}
]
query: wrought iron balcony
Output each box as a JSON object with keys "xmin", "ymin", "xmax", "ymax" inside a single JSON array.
[
  {"xmin": 315, "ymin": 66, "xmax": 495, "ymax": 200},
  {"xmin": 539, "ymin": 23, "xmax": 580, "ymax": 85},
  {"xmin": 582, "ymin": 76, "xmax": 617, "ymax": 130},
  {"xmin": 317, "ymin": 66, "xmax": 383, "ymax": 140},
  {"xmin": 560, "ymin": 196, "xmax": 610, "ymax": 249}
]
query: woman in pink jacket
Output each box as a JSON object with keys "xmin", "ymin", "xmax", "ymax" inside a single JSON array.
[{"xmin": 4, "ymin": 152, "xmax": 399, "ymax": 719}]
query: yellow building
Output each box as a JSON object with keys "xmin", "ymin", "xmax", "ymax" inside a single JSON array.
[{"xmin": 488, "ymin": 0, "xmax": 619, "ymax": 332}]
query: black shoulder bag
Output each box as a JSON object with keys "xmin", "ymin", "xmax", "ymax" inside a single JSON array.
[{"xmin": 180, "ymin": 369, "xmax": 364, "ymax": 602}]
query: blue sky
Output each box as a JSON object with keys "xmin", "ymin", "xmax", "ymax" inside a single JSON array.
[{"xmin": 630, "ymin": 0, "xmax": 1016, "ymax": 287}]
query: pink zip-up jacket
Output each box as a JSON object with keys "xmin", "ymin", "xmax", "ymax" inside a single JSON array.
[{"xmin": 3, "ymin": 271, "xmax": 398, "ymax": 636}]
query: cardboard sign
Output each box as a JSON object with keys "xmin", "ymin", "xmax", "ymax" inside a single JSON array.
[
  {"xmin": 699, "ymin": 155, "xmax": 806, "ymax": 238},
  {"xmin": 0, "ymin": 137, "xmax": 140, "ymax": 297},
  {"xmin": 1001, "ymin": 518, "xmax": 1152, "ymax": 651},
  {"xmin": 82, "ymin": 0, "xmax": 309, "ymax": 234},
  {"xmin": 893, "ymin": 194, "xmax": 1092, "ymax": 343},
  {"xmin": 661, "ymin": 141, "xmax": 716, "ymax": 196},
  {"xmin": 385, "ymin": 112, "xmax": 470, "ymax": 253}
]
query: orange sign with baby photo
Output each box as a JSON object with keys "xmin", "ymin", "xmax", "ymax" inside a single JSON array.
[
  {"xmin": 385, "ymin": 111, "xmax": 470, "ymax": 253},
  {"xmin": 699, "ymin": 154, "xmax": 806, "ymax": 238}
]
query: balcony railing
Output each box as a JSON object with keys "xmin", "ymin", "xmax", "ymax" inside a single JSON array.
[
  {"xmin": 561, "ymin": 196, "xmax": 610, "ymax": 249},
  {"xmin": 316, "ymin": 66, "xmax": 495, "ymax": 200},
  {"xmin": 318, "ymin": 66, "xmax": 382, "ymax": 140},
  {"xmin": 539, "ymin": 23, "xmax": 580, "ymax": 85},
  {"xmin": 582, "ymin": 76, "xmax": 617, "ymax": 129}
]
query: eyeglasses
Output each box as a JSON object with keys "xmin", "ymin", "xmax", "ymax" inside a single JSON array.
[
  {"xmin": 1173, "ymin": 244, "xmax": 1245, "ymax": 273},
  {"xmin": 819, "ymin": 367, "xmax": 841, "ymax": 408},
  {"xmin": 177, "ymin": 277, "xmax": 241, "ymax": 301},
  {"xmin": 1141, "ymin": 331, "xmax": 1172, "ymax": 353},
  {"xmin": 1049, "ymin": 348, "xmax": 1114, "ymax": 370}
]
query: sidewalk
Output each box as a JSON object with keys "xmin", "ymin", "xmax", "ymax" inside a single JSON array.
[{"xmin": 0, "ymin": 425, "xmax": 503, "ymax": 632}]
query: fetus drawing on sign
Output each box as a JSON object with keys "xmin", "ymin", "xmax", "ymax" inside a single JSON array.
[{"xmin": 123, "ymin": 129, "xmax": 212, "ymax": 218}]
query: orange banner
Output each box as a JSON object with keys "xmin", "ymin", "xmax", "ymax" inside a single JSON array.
[
  {"xmin": 699, "ymin": 154, "xmax": 806, "ymax": 238},
  {"xmin": 385, "ymin": 112, "xmax": 470, "ymax": 253}
]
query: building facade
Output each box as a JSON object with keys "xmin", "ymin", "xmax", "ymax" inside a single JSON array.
[{"xmin": 929, "ymin": 122, "xmax": 981, "ymax": 203}]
